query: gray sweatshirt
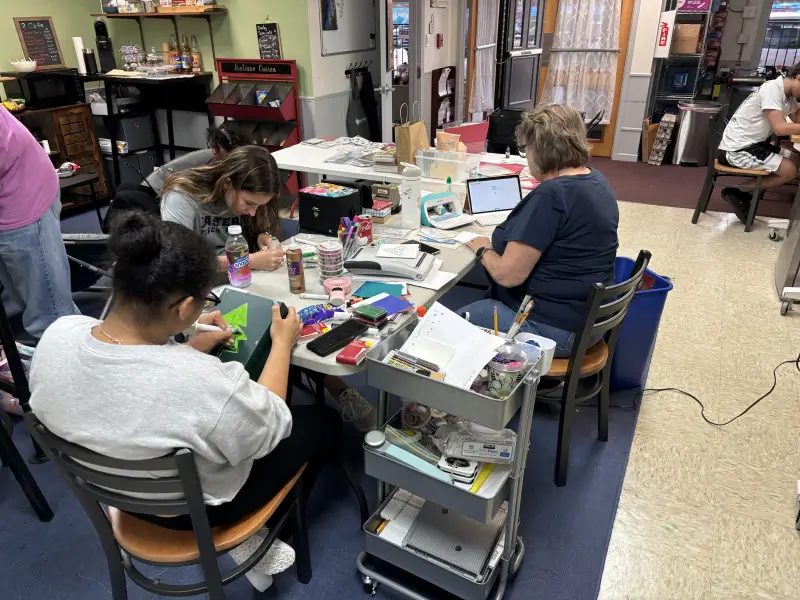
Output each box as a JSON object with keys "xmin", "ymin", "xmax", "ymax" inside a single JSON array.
[
  {"xmin": 29, "ymin": 316, "xmax": 292, "ymax": 504},
  {"xmin": 161, "ymin": 190, "xmax": 241, "ymax": 252},
  {"xmin": 144, "ymin": 149, "xmax": 213, "ymax": 194}
]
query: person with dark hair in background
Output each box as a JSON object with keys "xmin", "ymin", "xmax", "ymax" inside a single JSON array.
[
  {"xmin": 718, "ymin": 62, "xmax": 800, "ymax": 223},
  {"xmin": 28, "ymin": 211, "xmax": 339, "ymax": 591},
  {"xmin": 0, "ymin": 105, "xmax": 80, "ymax": 339},
  {"xmin": 103, "ymin": 122, "xmax": 252, "ymax": 231},
  {"xmin": 144, "ymin": 122, "xmax": 250, "ymax": 195}
]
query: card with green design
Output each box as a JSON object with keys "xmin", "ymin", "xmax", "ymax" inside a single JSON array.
[{"xmin": 215, "ymin": 288, "xmax": 279, "ymax": 379}]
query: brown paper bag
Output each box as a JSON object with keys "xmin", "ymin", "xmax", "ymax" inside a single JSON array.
[{"xmin": 394, "ymin": 102, "xmax": 430, "ymax": 165}]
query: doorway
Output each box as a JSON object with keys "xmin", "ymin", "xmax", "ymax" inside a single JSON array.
[
  {"xmin": 378, "ymin": 1, "xmax": 424, "ymax": 142},
  {"xmin": 495, "ymin": 0, "xmax": 545, "ymax": 110}
]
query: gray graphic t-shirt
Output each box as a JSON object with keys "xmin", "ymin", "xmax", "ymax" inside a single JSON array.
[{"xmin": 161, "ymin": 190, "xmax": 240, "ymax": 253}]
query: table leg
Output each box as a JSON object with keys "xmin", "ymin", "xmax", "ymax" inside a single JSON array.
[{"xmin": 90, "ymin": 183, "xmax": 103, "ymax": 232}]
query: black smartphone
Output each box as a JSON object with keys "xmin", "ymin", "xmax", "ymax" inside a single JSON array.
[
  {"xmin": 403, "ymin": 240, "xmax": 441, "ymax": 255},
  {"xmin": 307, "ymin": 319, "xmax": 368, "ymax": 357}
]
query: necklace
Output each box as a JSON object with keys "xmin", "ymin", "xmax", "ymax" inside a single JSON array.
[{"xmin": 94, "ymin": 324, "xmax": 155, "ymax": 346}]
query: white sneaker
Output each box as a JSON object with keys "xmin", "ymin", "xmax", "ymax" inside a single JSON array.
[
  {"xmin": 329, "ymin": 388, "xmax": 377, "ymax": 432},
  {"xmin": 229, "ymin": 529, "xmax": 295, "ymax": 592}
]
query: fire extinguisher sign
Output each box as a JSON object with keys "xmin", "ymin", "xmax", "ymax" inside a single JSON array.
[{"xmin": 655, "ymin": 10, "xmax": 677, "ymax": 59}]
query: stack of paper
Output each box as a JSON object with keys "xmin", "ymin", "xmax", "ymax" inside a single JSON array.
[{"xmin": 397, "ymin": 302, "xmax": 505, "ymax": 388}]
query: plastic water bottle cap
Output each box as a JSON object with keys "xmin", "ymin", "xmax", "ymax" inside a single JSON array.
[
  {"xmin": 228, "ymin": 225, "xmax": 242, "ymax": 235},
  {"xmin": 401, "ymin": 163, "xmax": 421, "ymax": 178}
]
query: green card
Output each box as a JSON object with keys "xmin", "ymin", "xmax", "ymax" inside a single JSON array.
[{"xmin": 215, "ymin": 288, "xmax": 279, "ymax": 379}]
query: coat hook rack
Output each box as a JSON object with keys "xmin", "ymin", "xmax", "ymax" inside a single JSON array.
[{"xmin": 345, "ymin": 60, "xmax": 373, "ymax": 78}]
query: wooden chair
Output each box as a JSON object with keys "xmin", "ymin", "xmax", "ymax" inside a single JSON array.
[
  {"xmin": 541, "ymin": 250, "xmax": 651, "ymax": 487},
  {"xmin": 25, "ymin": 413, "xmax": 311, "ymax": 600},
  {"xmin": 692, "ymin": 113, "xmax": 769, "ymax": 232}
]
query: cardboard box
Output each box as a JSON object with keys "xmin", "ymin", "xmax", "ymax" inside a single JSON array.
[{"xmin": 672, "ymin": 24, "xmax": 702, "ymax": 55}]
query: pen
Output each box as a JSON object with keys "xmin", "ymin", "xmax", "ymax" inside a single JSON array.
[
  {"xmin": 493, "ymin": 305, "xmax": 499, "ymax": 337},
  {"xmin": 300, "ymin": 293, "xmax": 329, "ymax": 300},
  {"xmin": 506, "ymin": 298, "xmax": 535, "ymax": 340},
  {"xmin": 394, "ymin": 350, "xmax": 440, "ymax": 372},
  {"xmin": 194, "ymin": 323, "xmax": 241, "ymax": 334}
]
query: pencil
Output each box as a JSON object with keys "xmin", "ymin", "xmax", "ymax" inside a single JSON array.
[{"xmin": 493, "ymin": 305, "xmax": 498, "ymax": 336}]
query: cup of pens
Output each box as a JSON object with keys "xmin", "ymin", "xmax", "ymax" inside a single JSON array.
[{"xmin": 487, "ymin": 342, "xmax": 530, "ymax": 399}]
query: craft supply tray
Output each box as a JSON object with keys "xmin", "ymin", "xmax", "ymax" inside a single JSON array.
[
  {"xmin": 365, "ymin": 322, "xmax": 540, "ymax": 430},
  {"xmin": 363, "ymin": 492, "xmax": 502, "ymax": 600},
  {"xmin": 364, "ymin": 440, "xmax": 508, "ymax": 523}
]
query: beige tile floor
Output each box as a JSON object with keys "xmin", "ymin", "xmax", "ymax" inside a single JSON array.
[{"xmin": 598, "ymin": 202, "xmax": 800, "ymax": 600}]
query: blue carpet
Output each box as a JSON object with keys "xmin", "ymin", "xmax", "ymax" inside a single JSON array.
[{"xmin": 0, "ymin": 212, "xmax": 640, "ymax": 599}]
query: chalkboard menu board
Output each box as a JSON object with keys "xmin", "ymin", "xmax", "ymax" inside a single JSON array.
[
  {"xmin": 256, "ymin": 23, "xmax": 282, "ymax": 60},
  {"xmin": 14, "ymin": 17, "xmax": 64, "ymax": 70}
]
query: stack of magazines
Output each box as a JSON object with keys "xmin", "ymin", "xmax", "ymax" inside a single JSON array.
[{"xmin": 372, "ymin": 145, "xmax": 398, "ymax": 173}]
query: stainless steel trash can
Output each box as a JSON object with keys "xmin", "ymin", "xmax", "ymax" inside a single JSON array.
[{"xmin": 672, "ymin": 101, "xmax": 723, "ymax": 166}]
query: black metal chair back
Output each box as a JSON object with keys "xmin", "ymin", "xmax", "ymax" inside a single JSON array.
[
  {"xmin": 553, "ymin": 250, "xmax": 651, "ymax": 486},
  {"xmin": 705, "ymin": 113, "xmax": 726, "ymax": 168},
  {"xmin": 25, "ymin": 413, "xmax": 270, "ymax": 599}
]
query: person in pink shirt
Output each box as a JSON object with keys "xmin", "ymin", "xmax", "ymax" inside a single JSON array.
[{"xmin": 0, "ymin": 106, "xmax": 79, "ymax": 338}]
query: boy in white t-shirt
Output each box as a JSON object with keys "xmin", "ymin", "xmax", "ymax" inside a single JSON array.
[{"xmin": 718, "ymin": 66, "xmax": 800, "ymax": 222}]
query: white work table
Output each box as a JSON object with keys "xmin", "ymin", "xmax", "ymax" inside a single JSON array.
[
  {"xmin": 271, "ymin": 143, "xmax": 527, "ymax": 192},
  {"xmin": 232, "ymin": 218, "xmax": 493, "ymax": 377}
]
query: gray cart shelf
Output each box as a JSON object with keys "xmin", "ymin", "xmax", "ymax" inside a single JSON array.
[{"xmin": 356, "ymin": 319, "xmax": 541, "ymax": 599}]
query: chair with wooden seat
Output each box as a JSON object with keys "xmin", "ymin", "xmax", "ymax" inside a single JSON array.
[
  {"xmin": 541, "ymin": 250, "xmax": 651, "ymax": 487},
  {"xmin": 692, "ymin": 113, "xmax": 769, "ymax": 232},
  {"xmin": 25, "ymin": 413, "xmax": 311, "ymax": 600}
]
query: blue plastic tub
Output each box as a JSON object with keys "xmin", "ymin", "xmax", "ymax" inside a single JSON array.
[{"xmin": 609, "ymin": 257, "xmax": 673, "ymax": 391}]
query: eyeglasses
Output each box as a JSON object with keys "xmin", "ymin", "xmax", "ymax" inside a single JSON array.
[
  {"xmin": 517, "ymin": 145, "xmax": 527, "ymax": 158},
  {"xmin": 167, "ymin": 291, "xmax": 222, "ymax": 311}
]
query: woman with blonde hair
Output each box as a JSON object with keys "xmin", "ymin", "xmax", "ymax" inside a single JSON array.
[
  {"xmin": 161, "ymin": 145, "xmax": 286, "ymax": 271},
  {"xmin": 459, "ymin": 103, "xmax": 618, "ymax": 357}
]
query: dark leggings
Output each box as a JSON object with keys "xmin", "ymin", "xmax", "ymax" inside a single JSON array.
[{"xmin": 136, "ymin": 405, "xmax": 341, "ymax": 531}]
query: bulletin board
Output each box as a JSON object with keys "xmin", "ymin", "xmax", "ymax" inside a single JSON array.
[{"xmin": 319, "ymin": 0, "xmax": 376, "ymax": 56}]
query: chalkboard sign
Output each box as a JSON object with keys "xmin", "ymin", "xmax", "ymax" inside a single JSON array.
[
  {"xmin": 256, "ymin": 23, "xmax": 282, "ymax": 60},
  {"xmin": 14, "ymin": 17, "xmax": 64, "ymax": 70}
]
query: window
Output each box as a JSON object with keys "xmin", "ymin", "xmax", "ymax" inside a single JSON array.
[{"xmin": 761, "ymin": 1, "xmax": 800, "ymax": 69}]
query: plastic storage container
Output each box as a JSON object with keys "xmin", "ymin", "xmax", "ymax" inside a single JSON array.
[
  {"xmin": 609, "ymin": 256, "xmax": 673, "ymax": 391},
  {"xmin": 415, "ymin": 149, "xmax": 480, "ymax": 183}
]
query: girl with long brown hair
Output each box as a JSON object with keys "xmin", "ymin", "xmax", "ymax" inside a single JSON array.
[{"xmin": 161, "ymin": 145, "xmax": 286, "ymax": 271}]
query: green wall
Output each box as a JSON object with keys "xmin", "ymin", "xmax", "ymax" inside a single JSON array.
[
  {"xmin": 0, "ymin": 0, "xmax": 99, "ymax": 69},
  {"xmin": 0, "ymin": 1, "xmax": 313, "ymax": 96},
  {"xmin": 105, "ymin": 0, "xmax": 314, "ymax": 95}
]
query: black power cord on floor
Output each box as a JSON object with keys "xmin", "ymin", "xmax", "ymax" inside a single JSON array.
[{"xmin": 644, "ymin": 352, "xmax": 800, "ymax": 427}]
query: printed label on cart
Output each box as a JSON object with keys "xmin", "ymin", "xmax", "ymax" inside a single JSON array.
[{"xmin": 460, "ymin": 441, "xmax": 513, "ymax": 461}]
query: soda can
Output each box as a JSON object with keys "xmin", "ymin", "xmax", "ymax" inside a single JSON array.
[{"xmin": 358, "ymin": 215, "xmax": 373, "ymax": 244}]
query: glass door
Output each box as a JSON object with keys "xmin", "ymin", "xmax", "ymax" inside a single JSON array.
[{"xmin": 498, "ymin": 0, "xmax": 544, "ymax": 109}]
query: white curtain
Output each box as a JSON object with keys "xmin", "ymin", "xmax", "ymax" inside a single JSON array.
[
  {"xmin": 541, "ymin": 0, "xmax": 621, "ymax": 124},
  {"xmin": 469, "ymin": 0, "xmax": 501, "ymax": 114}
]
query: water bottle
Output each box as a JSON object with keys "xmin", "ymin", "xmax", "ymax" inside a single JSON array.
[
  {"xmin": 225, "ymin": 224, "xmax": 251, "ymax": 288},
  {"xmin": 400, "ymin": 162, "xmax": 421, "ymax": 231}
]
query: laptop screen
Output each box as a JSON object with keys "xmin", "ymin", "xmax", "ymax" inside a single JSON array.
[{"xmin": 467, "ymin": 176, "xmax": 523, "ymax": 215}]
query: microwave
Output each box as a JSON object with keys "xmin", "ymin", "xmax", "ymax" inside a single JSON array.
[{"xmin": 1, "ymin": 69, "xmax": 84, "ymax": 110}]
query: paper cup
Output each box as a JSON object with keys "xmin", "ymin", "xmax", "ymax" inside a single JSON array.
[{"xmin": 514, "ymin": 333, "xmax": 556, "ymax": 375}]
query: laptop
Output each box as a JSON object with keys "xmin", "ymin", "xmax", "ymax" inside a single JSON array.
[{"xmin": 466, "ymin": 175, "xmax": 523, "ymax": 226}]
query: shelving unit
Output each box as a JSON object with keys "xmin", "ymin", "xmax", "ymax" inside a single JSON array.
[
  {"xmin": 206, "ymin": 59, "xmax": 303, "ymax": 196},
  {"xmin": 90, "ymin": 7, "xmax": 227, "ymax": 66},
  {"xmin": 649, "ymin": 3, "xmax": 716, "ymax": 117},
  {"xmin": 356, "ymin": 321, "xmax": 541, "ymax": 600}
]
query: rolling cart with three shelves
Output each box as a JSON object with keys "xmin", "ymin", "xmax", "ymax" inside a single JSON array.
[{"xmin": 356, "ymin": 320, "xmax": 541, "ymax": 599}]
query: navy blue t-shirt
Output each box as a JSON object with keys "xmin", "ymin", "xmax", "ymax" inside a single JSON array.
[{"xmin": 491, "ymin": 169, "xmax": 619, "ymax": 333}]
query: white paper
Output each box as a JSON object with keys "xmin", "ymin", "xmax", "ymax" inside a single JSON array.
[
  {"xmin": 455, "ymin": 231, "xmax": 482, "ymax": 244},
  {"xmin": 377, "ymin": 243, "xmax": 419, "ymax": 259},
  {"xmin": 374, "ymin": 226, "xmax": 413, "ymax": 239},
  {"xmin": 399, "ymin": 302, "xmax": 505, "ymax": 388},
  {"xmin": 419, "ymin": 227, "xmax": 455, "ymax": 241}
]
